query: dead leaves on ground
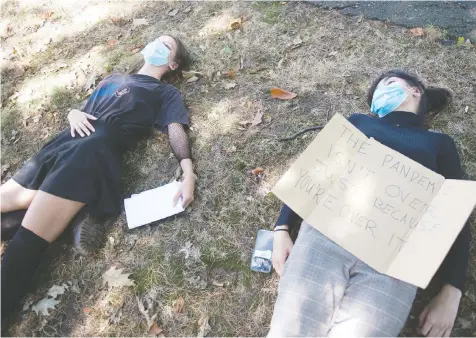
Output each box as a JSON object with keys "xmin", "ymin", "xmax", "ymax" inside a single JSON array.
[
  {"xmin": 271, "ymin": 87, "xmax": 297, "ymax": 100},
  {"xmin": 197, "ymin": 313, "xmax": 211, "ymax": 337},
  {"xmin": 107, "ymin": 39, "xmax": 119, "ymax": 48},
  {"xmin": 148, "ymin": 322, "xmax": 164, "ymax": 336},
  {"xmin": 83, "ymin": 306, "xmax": 94, "ymax": 315},
  {"xmin": 172, "ymin": 296, "xmax": 185, "ymax": 314},
  {"xmin": 102, "ymin": 266, "xmax": 135, "ymax": 290},
  {"xmin": 132, "ymin": 18, "xmax": 149, "ymax": 29},
  {"xmin": 409, "ymin": 27, "xmax": 425, "ymax": 37},
  {"xmin": 239, "ymin": 111, "xmax": 263, "ymax": 128},
  {"xmin": 224, "ymin": 82, "xmax": 237, "ymax": 90},
  {"xmin": 32, "ymin": 298, "xmax": 60, "ymax": 316},
  {"xmin": 130, "ymin": 44, "xmax": 144, "ymax": 54},
  {"xmin": 227, "ymin": 17, "xmax": 242, "ymax": 31}
]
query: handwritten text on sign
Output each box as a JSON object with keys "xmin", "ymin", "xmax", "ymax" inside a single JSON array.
[{"xmin": 272, "ymin": 114, "xmax": 476, "ymax": 288}]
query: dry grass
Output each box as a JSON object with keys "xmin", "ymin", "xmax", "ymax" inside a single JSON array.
[{"xmin": 1, "ymin": 1, "xmax": 476, "ymax": 336}]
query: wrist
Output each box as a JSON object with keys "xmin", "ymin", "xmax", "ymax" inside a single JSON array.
[{"xmin": 441, "ymin": 284, "xmax": 462, "ymax": 299}]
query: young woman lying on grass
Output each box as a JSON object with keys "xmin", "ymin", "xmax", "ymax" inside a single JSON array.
[
  {"xmin": 1, "ymin": 35, "xmax": 196, "ymax": 322},
  {"xmin": 269, "ymin": 70, "xmax": 470, "ymax": 337}
]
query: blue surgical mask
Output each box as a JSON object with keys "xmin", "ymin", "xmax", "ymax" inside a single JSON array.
[
  {"xmin": 141, "ymin": 40, "xmax": 170, "ymax": 67},
  {"xmin": 371, "ymin": 83, "xmax": 408, "ymax": 118}
]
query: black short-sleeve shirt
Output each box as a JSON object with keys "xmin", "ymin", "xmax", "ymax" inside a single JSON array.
[{"xmin": 83, "ymin": 73, "xmax": 189, "ymax": 146}]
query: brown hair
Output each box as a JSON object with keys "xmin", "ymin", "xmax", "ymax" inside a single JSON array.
[{"xmin": 170, "ymin": 35, "xmax": 190, "ymax": 71}]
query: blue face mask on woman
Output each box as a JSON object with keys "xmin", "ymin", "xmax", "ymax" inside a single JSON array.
[
  {"xmin": 141, "ymin": 40, "xmax": 171, "ymax": 67},
  {"xmin": 371, "ymin": 83, "xmax": 408, "ymax": 118}
]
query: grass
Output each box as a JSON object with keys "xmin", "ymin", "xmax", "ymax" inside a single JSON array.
[{"xmin": 1, "ymin": 1, "xmax": 476, "ymax": 336}]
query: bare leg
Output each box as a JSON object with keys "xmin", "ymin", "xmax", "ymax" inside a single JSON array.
[
  {"xmin": 22, "ymin": 191, "xmax": 85, "ymax": 242},
  {"xmin": 0, "ymin": 179, "xmax": 37, "ymax": 212},
  {"xmin": 1, "ymin": 191, "xmax": 85, "ymax": 320}
]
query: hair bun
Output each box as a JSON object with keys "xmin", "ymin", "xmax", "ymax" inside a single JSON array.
[{"xmin": 426, "ymin": 87, "xmax": 452, "ymax": 114}]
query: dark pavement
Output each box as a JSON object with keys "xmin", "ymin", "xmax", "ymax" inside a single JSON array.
[{"xmin": 309, "ymin": 1, "xmax": 476, "ymax": 42}]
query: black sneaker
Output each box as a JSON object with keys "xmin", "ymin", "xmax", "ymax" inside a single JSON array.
[{"xmin": 71, "ymin": 210, "xmax": 106, "ymax": 256}]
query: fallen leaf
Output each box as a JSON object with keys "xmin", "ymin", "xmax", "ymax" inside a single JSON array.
[
  {"xmin": 227, "ymin": 17, "xmax": 242, "ymax": 31},
  {"xmin": 40, "ymin": 11, "xmax": 54, "ymax": 20},
  {"xmin": 251, "ymin": 111, "xmax": 263, "ymax": 127},
  {"xmin": 212, "ymin": 280, "xmax": 224, "ymax": 287},
  {"xmin": 182, "ymin": 71, "xmax": 202, "ymax": 80},
  {"xmin": 225, "ymin": 146, "xmax": 236, "ymax": 153},
  {"xmin": 22, "ymin": 300, "xmax": 33, "ymax": 311},
  {"xmin": 47, "ymin": 284, "xmax": 68, "ymax": 298},
  {"xmin": 465, "ymin": 290, "xmax": 476, "ymax": 302},
  {"xmin": 168, "ymin": 8, "xmax": 179, "ymax": 17},
  {"xmin": 11, "ymin": 66, "xmax": 25, "ymax": 79},
  {"xmin": 32, "ymin": 298, "xmax": 60, "ymax": 316},
  {"xmin": 292, "ymin": 35, "xmax": 303, "ymax": 48},
  {"xmin": 102, "ymin": 266, "xmax": 135, "ymax": 290},
  {"xmin": 251, "ymin": 167, "xmax": 265, "ymax": 175},
  {"xmin": 130, "ymin": 44, "xmax": 144, "ymax": 53},
  {"xmin": 84, "ymin": 74, "xmax": 98, "ymax": 91},
  {"xmin": 108, "ymin": 39, "xmax": 119, "ymax": 48},
  {"xmin": 224, "ymin": 82, "xmax": 237, "ymax": 90},
  {"xmin": 197, "ymin": 314, "xmax": 211, "ymax": 337},
  {"xmin": 83, "ymin": 307, "xmax": 93, "ymax": 315},
  {"xmin": 111, "ymin": 17, "xmax": 122, "ymax": 24},
  {"xmin": 133, "ymin": 18, "xmax": 149, "ymax": 28},
  {"xmin": 223, "ymin": 70, "xmax": 237, "ymax": 79},
  {"xmin": 172, "ymin": 296, "xmax": 184, "ymax": 314},
  {"xmin": 270, "ymin": 87, "xmax": 297, "ymax": 100},
  {"xmin": 409, "ymin": 27, "xmax": 424, "ymax": 37},
  {"xmin": 222, "ymin": 46, "xmax": 233, "ymax": 55},
  {"xmin": 70, "ymin": 279, "xmax": 80, "ymax": 293},
  {"xmin": 148, "ymin": 322, "xmax": 163, "ymax": 336},
  {"xmin": 457, "ymin": 317, "xmax": 472, "ymax": 330},
  {"xmin": 183, "ymin": 5, "xmax": 192, "ymax": 13},
  {"xmin": 1, "ymin": 164, "xmax": 10, "ymax": 177},
  {"xmin": 187, "ymin": 76, "xmax": 199, "ymax": 83}
]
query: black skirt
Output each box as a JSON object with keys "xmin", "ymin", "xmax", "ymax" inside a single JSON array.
[{"xmin": 13, "ymin": 121, "xmax": 126, "ymax": 217}]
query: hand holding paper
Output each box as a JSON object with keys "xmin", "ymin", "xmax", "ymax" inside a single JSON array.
[{"xmin": 125, "ymin": 181, "xmax": 185, "ymax": 229}]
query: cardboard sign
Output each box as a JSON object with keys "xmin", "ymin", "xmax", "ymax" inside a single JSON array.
[{"xmin": 272, "ymin": 113, "xmax": 476, "ymax": 288}]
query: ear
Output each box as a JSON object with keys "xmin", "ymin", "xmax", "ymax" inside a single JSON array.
[
  {"xmin": 169, "ymin": 61, "xmax": 179, "ymax": 71},
  {"xmin": 412, "ymin": 87, "xmax": 423, "ymax": 98}
]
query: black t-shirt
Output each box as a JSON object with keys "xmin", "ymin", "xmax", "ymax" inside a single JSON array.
[{"xmin": 83, "ymin": 73, "xmax": 189, "ymax": 144}]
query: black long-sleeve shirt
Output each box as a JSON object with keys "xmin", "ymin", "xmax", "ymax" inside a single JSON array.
[{"xmin": 276, "ymin": 111, "xmax": 472, "ymax": 291}]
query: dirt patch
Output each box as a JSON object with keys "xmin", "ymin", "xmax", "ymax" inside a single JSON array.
[{"xmin": 2, "ymin": 1, "xmax": 476, "ymax": 336}]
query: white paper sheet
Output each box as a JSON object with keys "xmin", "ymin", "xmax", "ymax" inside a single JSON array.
[{"xmin": 124, "ymin": 181, "xmax": 184, "ymax": 229}]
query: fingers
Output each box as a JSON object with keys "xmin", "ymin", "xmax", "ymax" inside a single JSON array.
[
  {"xmin": 70, "ymin": 126, "xmax": 75, "ymax": 137},
  {"xmin": 83, "ymin": 120, "xmax": 95, "ymax": 133},
  {"xmin": 78, "ymin": 122, "xmax": 91, "ymax": 136},
  {"xmin": 172, "ymin": 190, "xmax": 181, "ymax": 207},
  {"xmin": 84, "ymin": 113, "xmax": 98, "ymax": 120},
  {"xmin": 182, "ymin": 195, "xmax": 194, "ymax": 208},
  {"xmin": 419, "ymin": 314, "xmax": 432, "ymax": 336},
  {"xmin": 428, "ymin": 326, "xmax": 443, "ymax": 337},
  {"xmin": 443, "ymin": 328, "xmax": 452, "ymax": 337},
  {"xmin": 419, "ymin": 307, "xmax": 430, "ymax": 330},
  {"xmin": 74, "ymin": 125, "xmax": 85, "ymax": 137}
]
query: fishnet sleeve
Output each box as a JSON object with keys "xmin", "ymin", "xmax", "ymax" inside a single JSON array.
[{"xmin": 167, "ymin": 123, "xmax": 191, "ymax": 162}]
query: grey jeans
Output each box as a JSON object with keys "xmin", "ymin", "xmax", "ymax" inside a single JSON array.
[{"xmin": 269, "ymin": 222, "xmax": 417, "ymax": 337}]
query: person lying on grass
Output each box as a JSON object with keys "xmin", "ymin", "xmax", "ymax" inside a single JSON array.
[
  {"xmin": 0, "ymin": 35, "xmax": 196, "ymax": 322},
  {"xmin": 269, "ymin": 70, "xmax": 470, "ymax": 337}
]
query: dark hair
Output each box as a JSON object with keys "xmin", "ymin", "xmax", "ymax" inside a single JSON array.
[
  {"xmin": 367, "ymin": 69, "xmax": 429, "ymax": 116},
  {"xmin": 170, "ymin": 35, "xmax": 190, "ymax": 71}
]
